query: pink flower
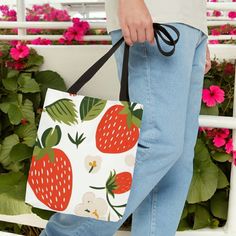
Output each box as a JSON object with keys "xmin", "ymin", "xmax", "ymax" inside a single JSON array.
[
  {"xmin": 0, "ymin": 50, "xmax": 3, "ymax": 57},
  {"xmin": 64, "ymin": 26, "xmax": 83, "ymax": 41},
  {"xmin": 213, "ymin": 136, "xmax": 226, "ymax": 147},
  {"xmin": 9, "ymin": 40, "xmax": 19, "ymax": 47},
  {"xmin": 224, "ymin": 63, "xmax": 235, "ymax": 75},
  {"xmin": 212, "ymin": 128, "xmax": 230, "ymax": 148},
  {"xmin": 202, "ymin": 85, "xmax": 225, "ymax": 107},
  {"xmin": 228, "ymin": 11, "xmax": 236, "ymax": 19},
  {"xmin": 230, "ymin": 28, "xmax": 236, "ymax": 35},
  {"xmin": 225, "ymin": 138, "xmax": 233, "ymax": 154},
  {"xmin": 27, "ymin": 28, "xmax": 42, "ymax": 34},
  {"xmin": 30, "ymin": 37, "xmax": 52, "ymax": 45},
  {"xmin": 58, "ymin": 37, "xmax": 72, "ymax": 45},
  {"xmin": 209, "ymin": 40, "xmax": 219, "ymax": 44},
  {"xmin": 211, "ymin": 28, "xmax": 221, "ymax": 36},
  {"xmin": 212, "ymin": 10, "xmax": 222, "ymax": 17},
  {"xmin": 6, "ymin": 61, "xmax": 25, "ymax": 70},
  {"xmin": 220, "ymin": 24, "xmax": 231, "ymax": 34},
  {"xmin": 0, "ymin": 5, "xmax": 9, "ymax": 12},
  {"xmin": 10, "ymin": 42, "xmax": 30, "ymax": 61}
]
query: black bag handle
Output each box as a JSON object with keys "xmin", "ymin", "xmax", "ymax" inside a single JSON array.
[{"xmin": 67, "ymin": 23, "xmax": 180, "ymax": 102}]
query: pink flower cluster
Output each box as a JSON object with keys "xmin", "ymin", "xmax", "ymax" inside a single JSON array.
[
  {"xmin": 30, "ymin": 37, "xmax": 52, "ymax": 45},
  {"xmin": 209, "ymin": 24, "xmax": 236, "ymax": 44},
  {"xmin": 29, "ymin": 4, "xmax": 71, "ymax": 22},
  {"xmin": 4, "ymin": 41, "xmax": 30, "ymax": 70},
  {"xmin": 0, "ymin": 5, "xmax": 16, "ymax": 21},
  {"xmin": 10, "ymin": 41, "xmax": 29, "ymax": 61},
  {"xmin": 199, "ymin": 127, "xmax": 236, "ymax": 165},
  {"xmin": 58, "ymin": 18, "xmax": 90, "ymax": 44},
  {"xmin": 0, "ymin": 4, "xmax": 71, "ymax": 35},
  {"xmin": 202, "ymin": 85, "xmax": 225, "ymax": 107}
]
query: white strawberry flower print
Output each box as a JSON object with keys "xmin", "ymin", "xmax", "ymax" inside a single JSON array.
[
  {"xmin": 85, "ymin": 155, "xmax": 102, "ymax": 173},
  {"xmin": 74, "ymin": 192, "xmax": 108, "ymax": 220},
  {"xmin": 125, "ymin": 154, "xmax": 136, "ymax": 167}
]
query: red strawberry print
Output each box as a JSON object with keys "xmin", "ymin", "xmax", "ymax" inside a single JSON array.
[
  {"xmin": 96, "ymin": 102, "xmax": 143, "ymax": 153},
  {"xmin": 28, "ymin": 125, "xmax": 72, "ymax": 211},
  {"xmin": 112, "ymin": 172, "xmax": 132, "ymax": 194},
  {"xmin": 89, "ymin": 170, "xmax": 132, "ymax": 218}
]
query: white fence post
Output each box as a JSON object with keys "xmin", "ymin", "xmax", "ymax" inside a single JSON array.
[
  {"xmin": 16, "ymin": 0, "xmax": 26, "ymax": 36},
  {"xmin": 225, "ymin": 60, "xmax": 236, "ymax": 235}
]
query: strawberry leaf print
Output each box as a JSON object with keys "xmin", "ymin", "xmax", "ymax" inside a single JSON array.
[
  {"xmin": 68, "ymin": 132, "xmax": 86, "ymax": 148},
  {"xmin": 41, "ymin": 125, "xmax": 61, "ymax": 148},
  {"xmin": 45, "ymin": 99, "xmax": 78, "ymax": 125},
  {"xmin": 80, "ymin": 96, "xmax": 106, "ymax": 121}
]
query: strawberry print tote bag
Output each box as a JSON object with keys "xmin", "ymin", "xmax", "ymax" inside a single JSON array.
[{"xmin": 25, "ymin": 23, "xmax": 180, "ymax": 222}]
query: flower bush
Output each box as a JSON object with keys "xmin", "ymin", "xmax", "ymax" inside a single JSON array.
[
  {"xmin": 177, "ymin": 59, "xmax": 236, "ymax": 230},
  {"xmin": 0, "ymin": 4, "xmax": 110, "ymax": 45},
  {"xmin": 0, "ymin": 41, "xmax": 67, "ymax": 233}
]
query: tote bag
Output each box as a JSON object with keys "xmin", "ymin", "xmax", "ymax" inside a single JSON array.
[{"xmin": 25, "ymin": 23, "xmax": 180, "ymax": 222}]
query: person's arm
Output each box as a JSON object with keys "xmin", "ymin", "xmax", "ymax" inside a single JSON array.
[
  {"xmin": 204, "ymin": 45, "xmax": 211, "ymax": 74},
  {"xmin": 118, "ymin": 0, "xmax": 154, "ymax": 46}
]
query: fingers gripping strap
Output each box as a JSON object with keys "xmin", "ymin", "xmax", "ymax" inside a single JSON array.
[{"xmin": 67, "ymin": 23, "xmax": 180, "ymax": 102}]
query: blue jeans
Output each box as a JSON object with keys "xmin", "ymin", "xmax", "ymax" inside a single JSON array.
[{"xmin": 40, "ymin": 23, "xmax": 208, "ymax": 236}]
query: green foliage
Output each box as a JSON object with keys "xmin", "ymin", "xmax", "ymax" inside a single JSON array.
[
  {"xmin": 178, "ymin": 58, "xmax": 234, "ymax": 231},
  {"xmin": 0, "ymin": 41, "xmax": 66, "ymax": 219}
]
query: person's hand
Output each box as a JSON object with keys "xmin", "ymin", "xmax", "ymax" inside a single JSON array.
[
  {"xmin": 204, "ymin": 44, "xmax": 211, "ymax": 74},
  {"xmin": 118, "ymin": 0, "xmax": 154, "ymax": 46}
]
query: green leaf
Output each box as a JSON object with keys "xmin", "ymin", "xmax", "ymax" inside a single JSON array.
[
  {"xmin": 18, "ymin": 73, "xmax": 40, "ymax": 93},
  {"xmin": 35, "ymin": 147, "xmax": 55, "ymax": 162},
  {"xmin": 193, "ymin": 205, "xmax": 212, "ymax": 229},
  {"xmin": 132, "ymin": 108, "xmax": 143, "ymax": 120},
  {"xmin": 7, "ymin": 69, "xmax": 19, "ymax": 79},
  {"xmin": 25, "ymin": 52, "xmax": 44, "ymax": 69},
  {"xmin": 35, "ymin": 70, "xmax": 67, "ymax": 100},
  {"xmin": 210, "ymin": 190, "xmax": 228, "ymax": 220},
  {"xmin": 217, "ymin": 167, "xmax": 229, "ymax": 189},
  {"xmin": 200, "ymin": 103, "xmax": 219, "ymax": 116},
  {"xmin": 177, "ymin": 218, "xmax": 191, "ymax": 231},
  {"xmin": 187, "ymin": 139, "xmax": 219, "ymax": 203},
  {"xmin": 131, "ymin": 115, "xmax": 141, "ymax": 128},
  {"xmin": 0, "ymin": 172, "xmax": 31, "ymax": 215},
  {"xmin": 0, "ymin": 172, "xmax": 24, "ymax": 194},
  {"xmin": 0, "ymin": 93, "xmax": 18, "ymax": 113},
  {"xmin": 80, "ymin": 97, "xmax": 106, "ymax": 121},
  {"xmin": 0, "ymin": 134, "xmax": 19, "ymax": 168},
  {"xmin": 212, "ymin": 152, "xmax": 231, "ymax": 162},
  {"xmin": 41, "ymin": 127, "xmax": 53, "ymax": 147},
  {"xmin": 15, "ymin": 124, "xmax": 37, "ymax": 147},
  {"xmin": 45, "ymin": 99, "xmax": 78, "ymax": 125},
  {"xmin": 41, "ymin": 125, "xmax": 61, "ymax": 148},
  {"xmin": 10, "ymin": 143, "xmax": 33, "ymax": 162},
  {"xmin": 7, "ymin": 104, "xmax": 23, "ymax": 125},
  {"xmin": 2, "ymin": 77, "xmax": 18, "ymax": 91},
  {"xmin": 32, "ymin": 207, "xmax": 55, "ymax": 220},
  {"xmin": 21, "ymin": 99, "xmax": 35, "ymax": 124}
]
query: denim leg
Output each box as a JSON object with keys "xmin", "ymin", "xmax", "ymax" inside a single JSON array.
[
  {"xmin": 40, "ymin": 23, "xmax": 205, "ymax": 236},
  {"xmin": 131, "ymin": 33, "xmax": 208, "ymax": 236}
]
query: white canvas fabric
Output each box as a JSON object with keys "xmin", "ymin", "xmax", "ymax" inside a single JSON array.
[{"xmin": 25, "ymin": 88, "xmax": 143, "ymax": 222}]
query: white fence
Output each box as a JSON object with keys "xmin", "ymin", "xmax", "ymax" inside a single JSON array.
[{"xmin": 0, "ymin": 1, "xmax": 236, "ymax": 236}]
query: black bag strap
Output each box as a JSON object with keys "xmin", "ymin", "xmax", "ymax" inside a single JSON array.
[{"xmin": 67, "ymin": 23, "xmax": 180, "ymax": 102}]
